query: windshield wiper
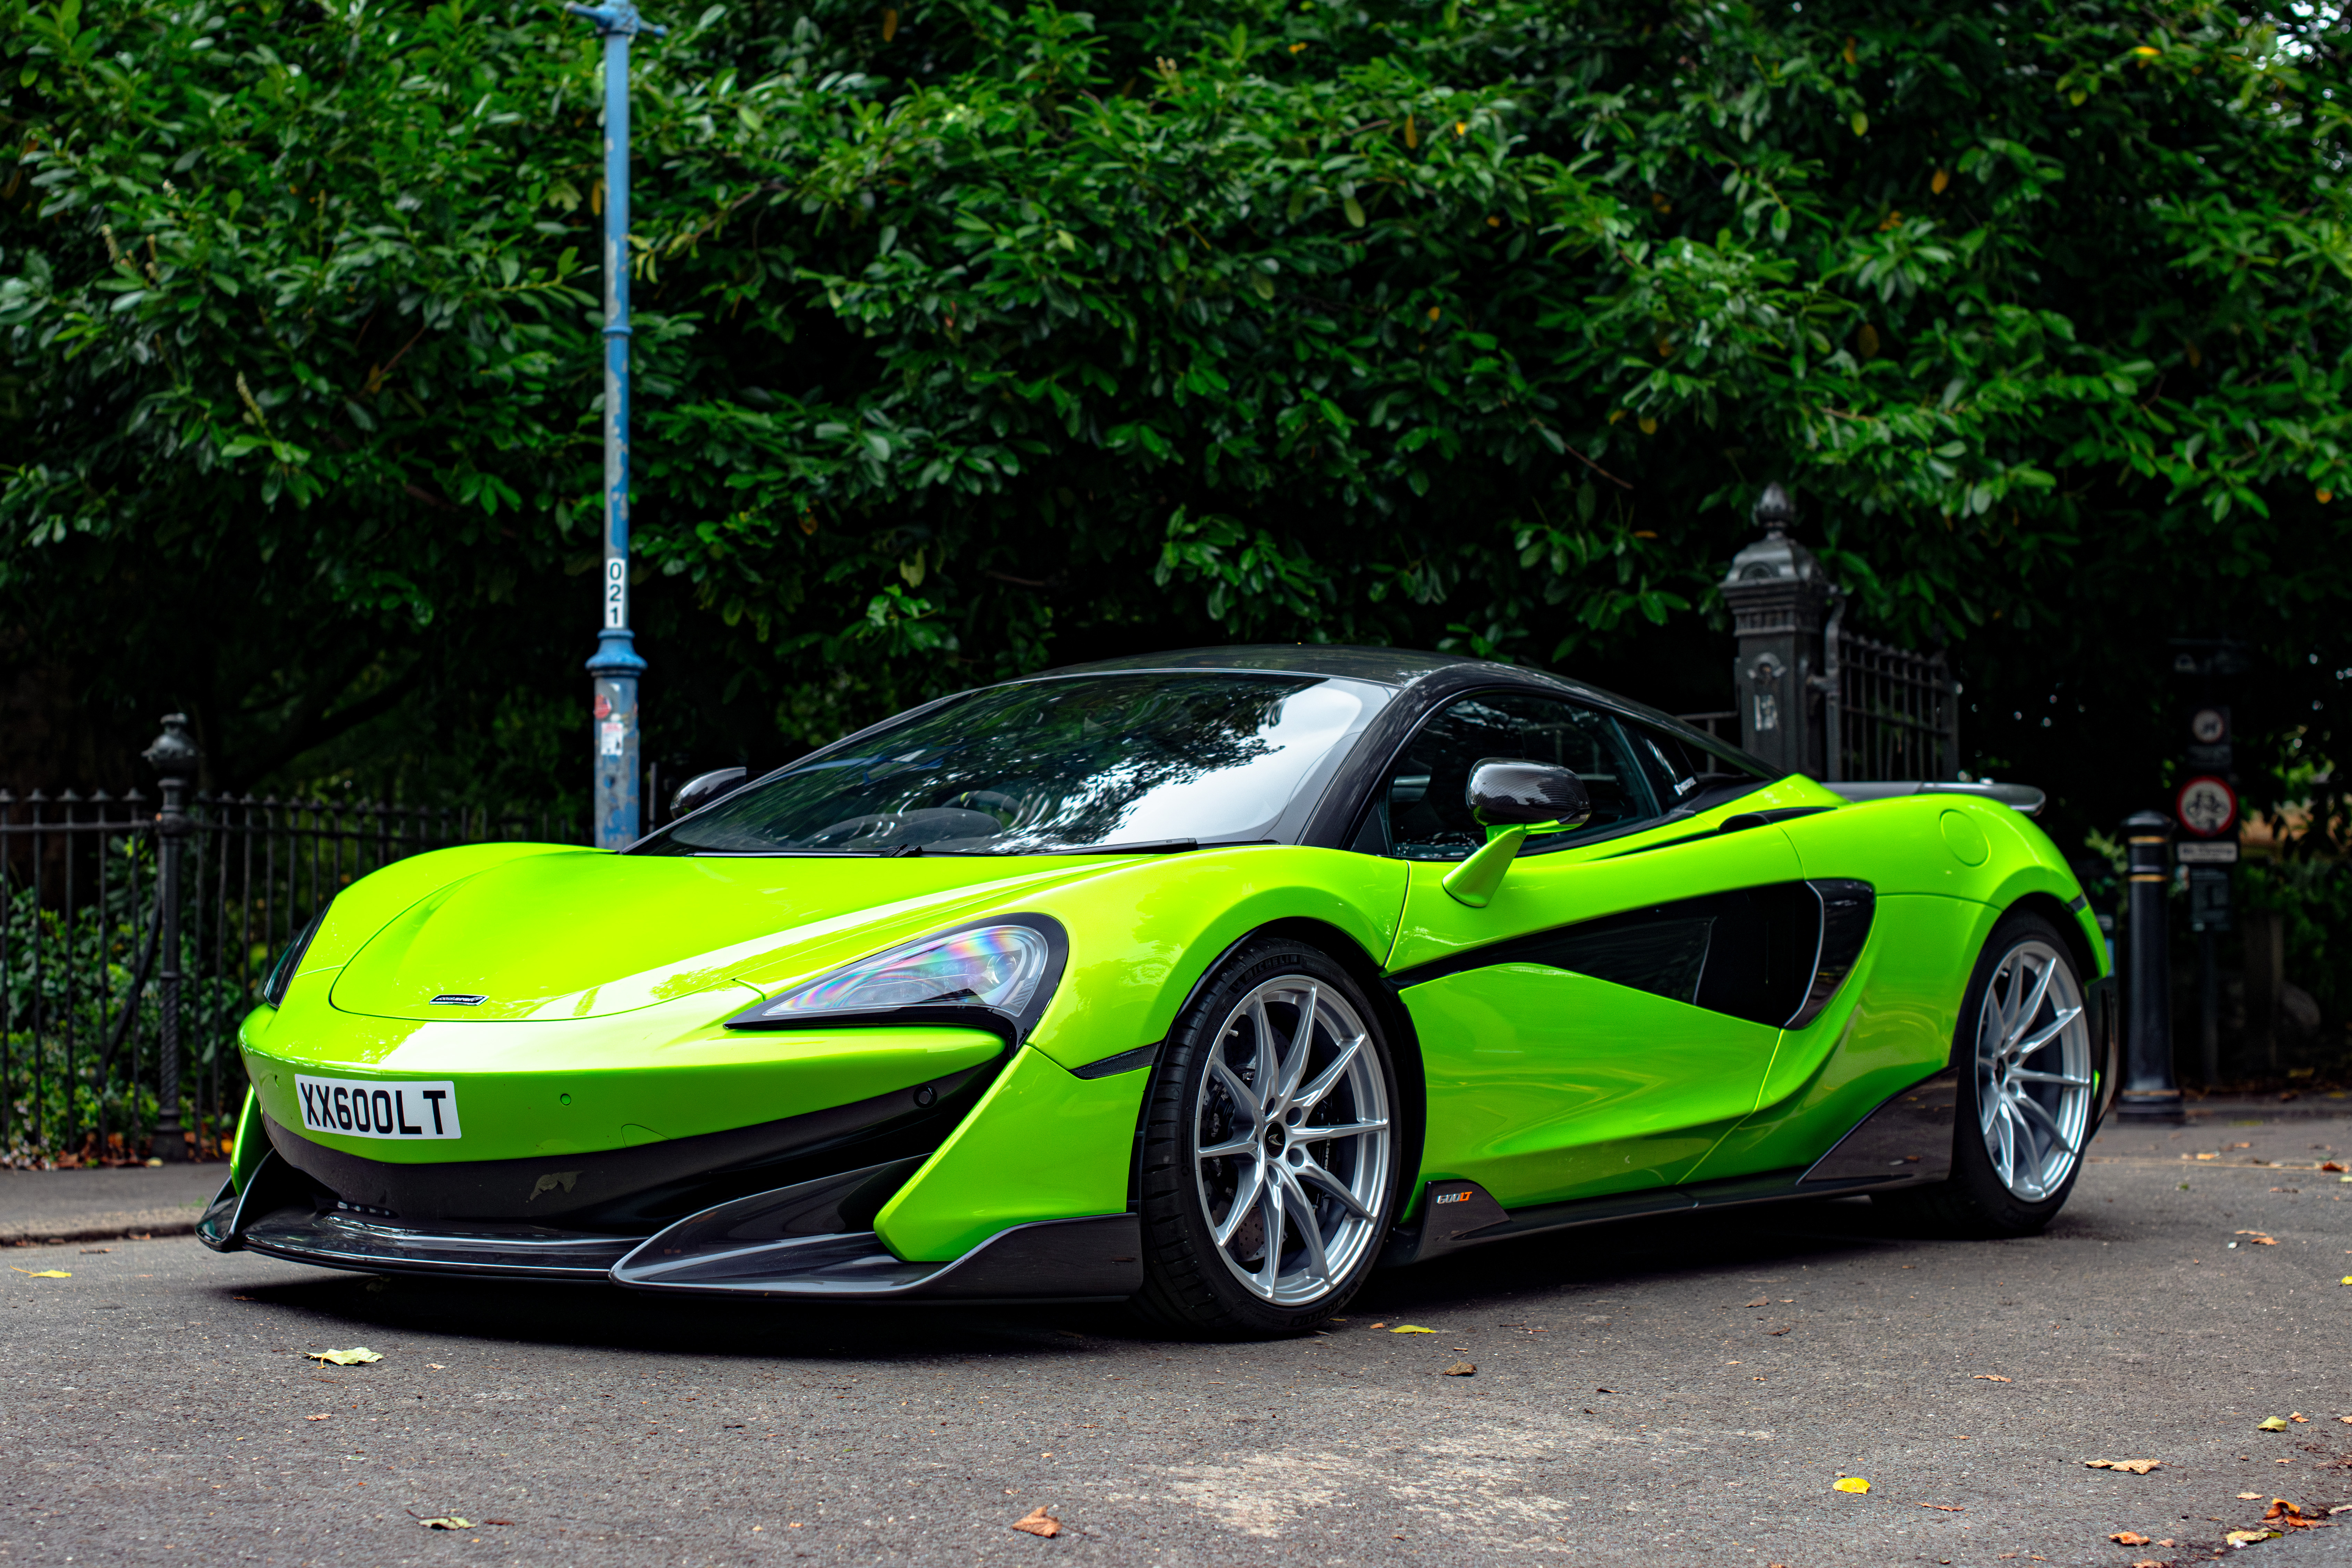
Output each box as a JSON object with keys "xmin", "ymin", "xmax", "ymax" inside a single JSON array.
[{"xmin": 941, "ymin": 838, "xmax": 1282, "ymax": 856}]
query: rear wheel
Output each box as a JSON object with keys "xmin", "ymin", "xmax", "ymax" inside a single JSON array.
[
  {"xmin": 1877, "ymin": 911, "xmax": 2094, "ymax": 1237},
  {"xmin": 1133, "ymin": 938, "xmax": 1400, "ymax": 1336}
]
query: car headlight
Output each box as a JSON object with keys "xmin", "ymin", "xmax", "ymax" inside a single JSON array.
[{"xmin": 723, "ymin": 915, "xmax": 1067, "ymax": 1045}]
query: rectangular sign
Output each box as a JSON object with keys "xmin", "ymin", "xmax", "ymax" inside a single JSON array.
[
  {"xmin": 2176, "ymin": 840, "xmax": 2239, "ymax": 865},
  {"xmin": 294, "ymin": 1076, "xmax": 462, "ymax": 1140}
]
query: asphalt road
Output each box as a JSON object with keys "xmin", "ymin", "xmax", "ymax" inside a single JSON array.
[{"xmin": 6, "ymin": 1117, "xmax": 2351, "ymax": 1568}]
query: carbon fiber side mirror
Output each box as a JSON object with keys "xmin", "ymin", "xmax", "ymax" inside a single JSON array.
[{"xmin": 1466, "ymin": 758, "xmax": 1592, "ymax": 828}]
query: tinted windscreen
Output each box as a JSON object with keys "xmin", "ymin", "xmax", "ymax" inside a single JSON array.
[{"xmin": 640, "ymin": 674, "xmax": 1369, "ymax": 855}]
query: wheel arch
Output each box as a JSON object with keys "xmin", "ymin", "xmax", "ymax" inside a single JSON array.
[
  {"xmin": 2002, "ymin": 891, "xmax": 2099, "ymax": 988},
  {"xmin": 1122, "ymin": 916, "xmax": 1427, "ymax": 1213}
]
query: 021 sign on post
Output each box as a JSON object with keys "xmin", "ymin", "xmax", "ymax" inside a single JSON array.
[{"xmin": 604, "ymin": 557, "xmax": 628, "ymax": 629}]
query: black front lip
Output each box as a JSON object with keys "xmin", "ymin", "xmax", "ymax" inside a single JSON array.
[
  {"xmin": 240, "ymin": 1210, "xmax": 638, "ymax": 1279},
  {"xmin": 218, "ymin": 1154, "xmax": 1146, "ymax": 1302}
]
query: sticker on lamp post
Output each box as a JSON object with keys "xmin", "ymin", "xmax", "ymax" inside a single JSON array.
[{"xmin": 2173, "ymin": 775, "xmax": 2237, "ymax": 839}]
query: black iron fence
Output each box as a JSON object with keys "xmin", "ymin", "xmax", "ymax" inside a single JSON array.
[
  {"xmin": 1822, "ymin": 608, "xmax": 1961, "ymax": 783},
  {"xmin": 1, "ymin": 763, "xmax": 577, "ymax": 1167}
]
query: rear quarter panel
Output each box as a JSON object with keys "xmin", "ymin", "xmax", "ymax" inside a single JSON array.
[{"xmin": 1687, "ymin": 794, "xmax": 2096, "ymax": 1183}]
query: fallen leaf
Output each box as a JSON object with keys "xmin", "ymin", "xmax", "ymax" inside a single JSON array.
[
  {"xmin": 2134, "ymin": 1560, "xmax": 2167, "ymax": 1567},
  {"xmin": 2290, "ymin": 1413, "xmax": 2310, "ymax": 1423},
  {"xmin": 2084, "ymin": 1459, "xmax": 2161, "ymax": 1474},
  {"xmin": 1010, "ymin": 1506, "xmax": 1060, "ymax": 1538},
  {"xmin": 1742, "ymin": 1295, "xmax": 1768, "ymax": 1307},
  {"xmin": 305, "ymin": 1348, "xmax": 383, "ymax": 1365},
  {"xmin": 1973, "ymin": 1374, "xmax": 2013, "ymax": 1382},
  {"xmin": 1390, "ymin": 1325, "xmax": 1437, "ymax": 1334},
  {"xmin": 417, "ymin": 1517, "xmax": 472, "ymax": 1531},
  {"xmin": 1367, "ymin": 1322, "xmax": 1387, "ymax": 1329},
  {"xmin": 1918, "ymin": 1502, "xmax": 1964, "ymax": 1512},
  {"xmin": 1442, "ymin": 1361, "xmax": 1475, "ymax": 1376},
  {"xmin": 1833, "ymin": 1477, "xmax": 1870, "ymax": 1493},
  {"xmin": 2259, "ymin": 1416, "xmax": 2290, "ymax": 1431},
  {"xmin": 484, "ymin": 1520, "xmax": 513, "ymax": 1527},
  {"xmin": 2197, "ymin": 1151, "xmax": 2219, "ymax": 1160},
  {"xmin": 79, "ymin": 1247, "xmax": 110, "ymax": 1255},
  {"xmin": 2110, "ymin": 1531, "xmax": 2151, "ymax": 1545},
  {"xmin": 10, "ymin": 1268, "xmax": 70, "ymax": 1278},
  {"xmin": 2226, "ymin": 1529, "xmax": 2281, "ymax": 1546},
  {"xmin": 304, "ymin": 1414, "xmax": 331, "ymax": 1422},
  {"xmin": 2242, "ymin": 1492, "xmax": 2268, "ymax": 1500},
  {"xmin": 2235, "ymin": 1231, "xmax": 2279, "ymax": 1245},
  {"xmin": 2320, "ymin": 1161, "xmax": 2346, "ymax": 1172},
  {"xmin": 1767, "ymin": 1325, "xmax": 1793, "ymax": 1336}
]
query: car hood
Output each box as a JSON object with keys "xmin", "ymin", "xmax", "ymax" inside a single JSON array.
[{"xmin": 327, "ymin": 849, "xmax": 1112, "ymax": 1022}]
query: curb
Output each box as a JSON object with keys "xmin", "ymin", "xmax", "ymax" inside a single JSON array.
[
  {"xmin": 2179, "ymin": 1101, "xmax": 2352, "ymax": 1121},
  {"xmin": 3, "ymin": 1214, "xmax": 204, "ymax": 1246}
]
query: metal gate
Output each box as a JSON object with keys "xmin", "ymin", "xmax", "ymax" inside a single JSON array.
[{"xmin": 1717, "ymin": 483, "xmax": 1961, "ymax": 781}]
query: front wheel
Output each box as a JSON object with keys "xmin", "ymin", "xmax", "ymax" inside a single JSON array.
[
  {"xmin": 1132, "ymin": 939, "xmax": 1401, "ymax": 1336},
  {"xmin": 1876, "ymin": 910, "xmax": 2095, "ymax": 1237}
]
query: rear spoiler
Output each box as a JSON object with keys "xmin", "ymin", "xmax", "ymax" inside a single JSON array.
[{"xmin": 1824, "ymin": 780, "xmax": 2048, "ymax": 818}]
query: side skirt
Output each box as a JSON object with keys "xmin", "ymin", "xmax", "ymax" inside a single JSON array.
[{"xmin": 1384, "ymin": 1067, "xmax": 1961, "ymax": 1268}]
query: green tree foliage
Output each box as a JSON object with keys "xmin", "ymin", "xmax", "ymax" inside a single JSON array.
[{"xmin": 3, "ymin": 0, "xmax": 2349, "ymax": 848}]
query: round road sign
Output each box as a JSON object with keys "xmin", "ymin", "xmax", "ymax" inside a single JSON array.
[
  {"xmin": 2190, "ymin": 707, "xmax": 2228, "ymax": 745},
  {"xmin": 2175, "ymin": 775, "xmax": 2238, "ymax": 839}
]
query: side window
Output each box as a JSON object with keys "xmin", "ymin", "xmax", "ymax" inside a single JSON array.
[
  {"xmin": 1622, "ymin": 718, "xmax": 1774, "ymax": 808},
  {"xmin": 1359, "ymin": 691, "xmax": 1664, "ymax": 860}
]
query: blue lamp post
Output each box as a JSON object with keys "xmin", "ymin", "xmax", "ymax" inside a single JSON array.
[{"xmin": 567, "ymin": 0, "xmax": 663, "ymax": 848}]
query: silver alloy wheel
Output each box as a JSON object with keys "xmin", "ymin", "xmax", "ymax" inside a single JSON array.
[
  {"xmin": 1191, "ymin": 976, "xmax": 1392, "ymax": 1306},
  {"xmin": 1973, "ymin": 937, "xmax": 2093, "ymax": 1201}
]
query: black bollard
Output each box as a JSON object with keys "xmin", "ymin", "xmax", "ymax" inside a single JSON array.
[{"xmin": 2114, "ymin": 810, "xmax": 2184, "ymax": 1123}]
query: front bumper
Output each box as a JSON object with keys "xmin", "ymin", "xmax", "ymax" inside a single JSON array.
[{"xmin": 201, "ymin": 1151, "xmax": 1143, "ymax": 1302}]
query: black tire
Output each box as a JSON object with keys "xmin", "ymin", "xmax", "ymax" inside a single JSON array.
[
  {"xmin": 1876, "ymin": 910, "xmax": 2095, "ymax": 1238},
  {"xmin": 1132, "ymin": 937, "xmax": 1403, "ymax": 1337}
]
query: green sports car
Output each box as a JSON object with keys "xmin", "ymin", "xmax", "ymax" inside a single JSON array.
[{"xmin": 201, "ymin": 645, "xmax": 2116, "ymax": 1335}]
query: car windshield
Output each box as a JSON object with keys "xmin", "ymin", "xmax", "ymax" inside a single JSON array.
[{"xmin": 638, "ymin": 673, "xmax": 1372, "ymax": 855}]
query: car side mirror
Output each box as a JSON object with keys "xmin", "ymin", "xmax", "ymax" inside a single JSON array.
[
  {"xmin": 1445, "ymin": 759, "xmax": 1591, "ymax": 909},
  {"xmin": 1466, "ymin": 758, "xmax": 1591, "ymax": 828},
  {"xmin": 669, "ymin": 766, "xmax": 748, "ymax": 821}
]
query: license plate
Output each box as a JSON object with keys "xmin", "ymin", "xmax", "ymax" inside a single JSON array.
[{"xmin": 294, "ymin": 1076, "xmax": 462, "ymax": 1141}]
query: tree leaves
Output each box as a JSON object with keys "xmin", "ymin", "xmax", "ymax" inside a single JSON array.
[{"xmin": 2, "ymin": 0, "xmax": 2349, "ymax": 831}]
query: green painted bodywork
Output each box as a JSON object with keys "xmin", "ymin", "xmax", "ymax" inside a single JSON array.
[
  {"xmin": 874, "ymin": 1046, "xmax": 1150, "ymax": 1261},
  {"xmin": 231, "ymin": 772, "xmax": 2100, "ymax": 1272}
]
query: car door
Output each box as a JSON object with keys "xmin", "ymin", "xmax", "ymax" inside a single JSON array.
[{"xmin": 1368, "ymin": 689, "xmax": 1812, "ymax": 1209}]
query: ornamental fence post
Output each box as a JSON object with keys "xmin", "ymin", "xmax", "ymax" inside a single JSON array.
[{"xmin": 143, "ymin": 714, "xmax": 200, "ymax": 1162}]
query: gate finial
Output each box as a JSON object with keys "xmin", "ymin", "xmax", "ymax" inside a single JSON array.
[{"xmin": 1751, "ymin": 481, "xmax": 1799, "ymax": 538}]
